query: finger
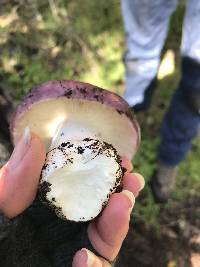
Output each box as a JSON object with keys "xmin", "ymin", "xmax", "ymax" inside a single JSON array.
[
  {"xmin": 120, "ymin": 156, "xmax": 133, "ymax": 172},
  {"xmin": 73, "ymin": 249, "xmax": 111, "ymax": 267},
  {"xmin": 0, "ymin": 128, "xmax": 46, "ymax": 218},
  {"xmin": 88, "ymin": 190, "xmax": 134, "ymax": 261},
  {"xmin": 122, "ymin": 172, "xmax": 145, "ymax": 197}
]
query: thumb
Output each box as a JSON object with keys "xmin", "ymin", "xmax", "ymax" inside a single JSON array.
[{"xmin": 0, "ymin": 128, "xmax": 46, "ymax": 218}]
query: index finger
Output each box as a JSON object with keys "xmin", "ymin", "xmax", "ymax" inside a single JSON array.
[{"xmin": 120, "ymin": 156, "xmax": 133, "ymax": 173}]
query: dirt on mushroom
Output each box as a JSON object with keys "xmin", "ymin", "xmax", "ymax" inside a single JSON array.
[{"xmin": 10, "ymin": 80, "xmax": 140, "ymax": 222}]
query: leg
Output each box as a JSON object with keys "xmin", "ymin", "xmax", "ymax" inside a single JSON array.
[
  {"xmin": 181, "ymin": 0, "xmax": 200, "ymax": 63},
  {"xmin": 159, "ymin": 0, "xmax": 200, "ymax": 166},
  {"xmin": 152, "ymin": 1, "xmax": 200, "ymax": 202},
  {"xmin": 153, "ymin": 60, "xmax": 200, "ymax": 203},
  {"xmin": 121, "ymin": 0, "xmax": 179, "ymax": 107},
  {"xmin": 158, "ymin": 58, "xmax": 200, "ymax": 166}
]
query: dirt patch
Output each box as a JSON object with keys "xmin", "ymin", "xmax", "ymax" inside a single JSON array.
[{"xmin": 116, "ymin": 197, "xmax": 200, "ymax": 267}]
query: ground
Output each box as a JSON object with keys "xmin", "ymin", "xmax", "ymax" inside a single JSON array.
[{"xmin": 0, "ymin": 1, "xmax": 199, "ymax": 267}]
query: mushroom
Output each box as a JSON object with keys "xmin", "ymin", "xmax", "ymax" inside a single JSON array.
[{"xmin": 10, "ymin": 80, "xmax": 140, "ymax": 222}]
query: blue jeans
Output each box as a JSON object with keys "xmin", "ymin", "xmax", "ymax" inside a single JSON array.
[{"xmin": 121, "ymin": 0, "xmax": 200, "ymax": 166}]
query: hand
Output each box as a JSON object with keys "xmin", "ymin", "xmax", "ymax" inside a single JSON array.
[{"xmin": 0, "ymin": 131, "xmax": 144, "ymax": 267}]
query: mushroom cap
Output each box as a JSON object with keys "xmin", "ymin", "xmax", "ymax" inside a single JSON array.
[{"xmin": 10, "ymin": 80, "xmax": 140, "ymax": 159}]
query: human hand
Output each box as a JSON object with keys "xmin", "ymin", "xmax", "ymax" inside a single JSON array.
[
  {"xmin": 0, "ymin": 129, "xmax": 46, "ymax": 218},
  {"xmin": 0, "ymin": 130, "xmax": 144, "ymax": 266}
]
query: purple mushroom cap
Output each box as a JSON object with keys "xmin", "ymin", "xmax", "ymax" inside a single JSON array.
[
  {"xmin": 10, "ymin": 80, "xmax": 140, "ymax": 159},
  {"xmin": 9, "ymin": 80, "xmax": 141, "ymax": 222}
]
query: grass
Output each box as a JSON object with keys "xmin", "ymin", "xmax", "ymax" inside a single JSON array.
[{"xmin": 0, "ymin": 0, "xmax": 199, "ymax": 228}]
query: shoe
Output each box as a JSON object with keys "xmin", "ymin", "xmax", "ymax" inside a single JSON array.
[
  {"xmin": 132, "ymin": 77, "xmax": 157, "ymax": 113},
  {"xmin": 150, "ymin": 163, "xmax": 178, "ymax": 203}
]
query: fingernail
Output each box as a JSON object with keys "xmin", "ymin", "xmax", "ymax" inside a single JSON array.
[
  {"xmin": 9, "ymin": 127, "xmax": 31, "ymax": 170},
  {"xmin": 133, "ymin": 173, "xmax": 145, "ymax": 190},
  {"xmin": 81, "ymin": 248, "xmax": 102, "ymax": 267},
  {"xmin": 121, "ymin": 189, "xmax": 135, "ymax": 211}
]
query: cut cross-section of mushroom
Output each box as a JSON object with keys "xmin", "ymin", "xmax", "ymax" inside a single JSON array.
[
  {"xmin": 40, "ymin": 139, "xmax": 122, "ymax": 222},
  {"xmin": 10, "ymin": 80, "xmax": 140, "ymax": 221}
]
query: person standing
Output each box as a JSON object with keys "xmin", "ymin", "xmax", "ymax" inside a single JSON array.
[{"xmin": 121, "ymin": 0, "xmax": 200, "ymax": 202}]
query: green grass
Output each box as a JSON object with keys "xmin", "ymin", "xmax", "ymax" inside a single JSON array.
[
  {"xmin": 0, "ymin": 0, "xmax": 124, "ymax": 100},
  {"xmin": 0, "ymin": 0, "xmax": 199, "ymax": 228}
]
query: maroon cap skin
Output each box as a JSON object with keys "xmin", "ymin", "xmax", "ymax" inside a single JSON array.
[{"xmin": 10, "ymin": 80, "xmax": 140, "ymax": 150}]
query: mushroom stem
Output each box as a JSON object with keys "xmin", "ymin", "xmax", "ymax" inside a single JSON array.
[
  {"xmin": 50, "ymin": 120, "xmax": 97, "ymax": 151},
  {"xmin": 41, "ymin": 138, "xmax": 123, "ymax": 221}
]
